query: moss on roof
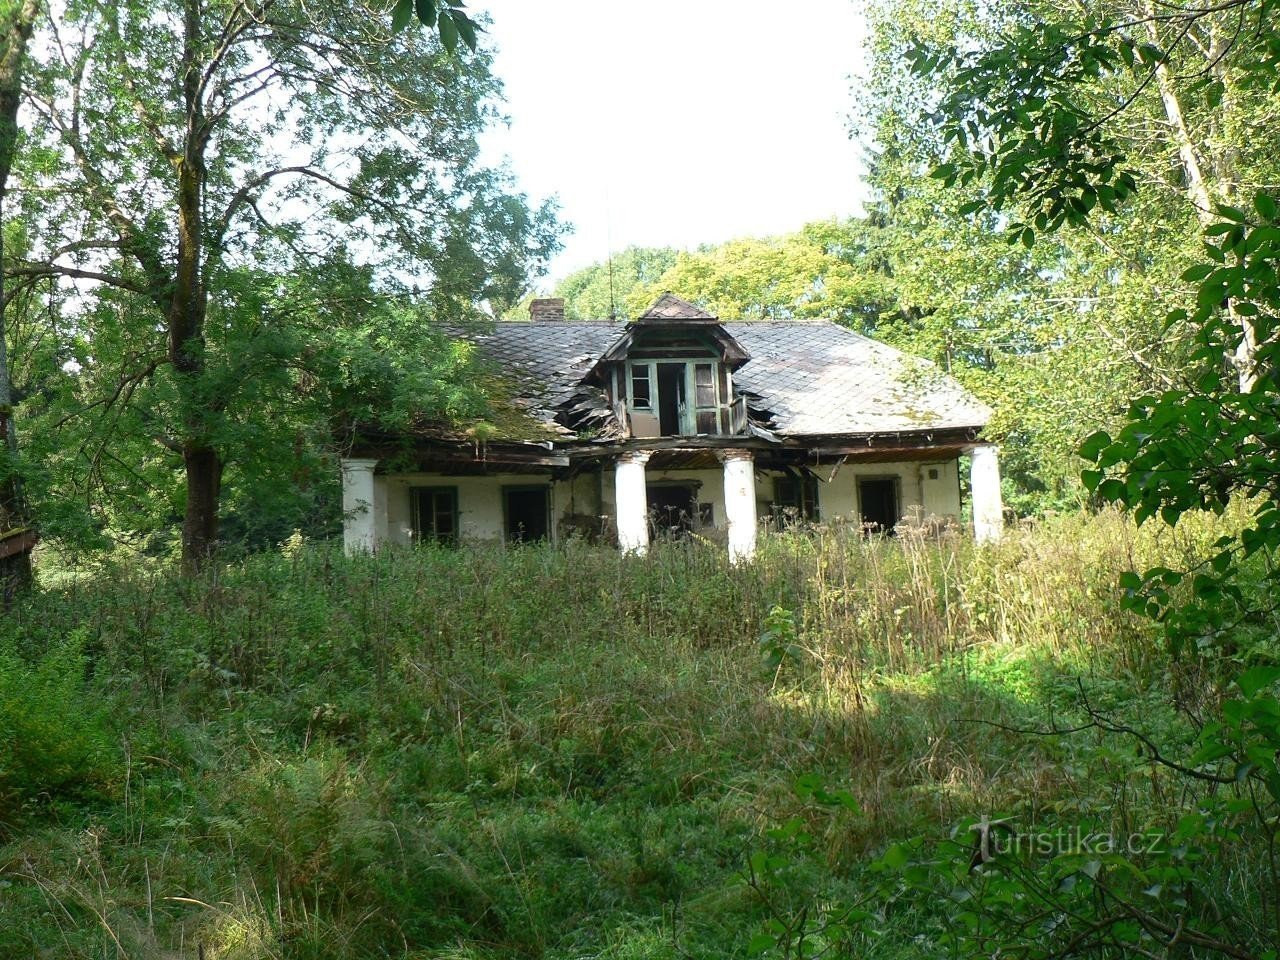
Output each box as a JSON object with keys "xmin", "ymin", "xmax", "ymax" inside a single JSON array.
[{"xmin": 470, "ymin": 366, "xmax": 568, "ymax": 443}]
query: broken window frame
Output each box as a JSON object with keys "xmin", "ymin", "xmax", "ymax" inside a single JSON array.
[
  {"xmin": 693, "ymin": 361, "xmax": 719, "ymax": 434},
  {"xmin": 629, "ymin": 363, "xmax": 652, "ymax": 410},
  {"xmin": 624, "ymin": 358, "xmax": 728, "ymax": 437}
]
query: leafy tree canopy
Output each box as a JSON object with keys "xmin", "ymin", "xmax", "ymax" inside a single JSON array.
[{"xmin": 9, "ymin": 0, "xmax": 561, "ymax": 563}]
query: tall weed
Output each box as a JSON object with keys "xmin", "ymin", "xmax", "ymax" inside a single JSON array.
[{"xmin": 0, "ymin": 509, "xmax": 1240, "ymax": 957}]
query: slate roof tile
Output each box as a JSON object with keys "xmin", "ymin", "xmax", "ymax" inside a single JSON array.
[
  {"xmin": 468, "ymin": 319, "xmax": 991, "ymax": 439},
  {"xmin": 638, "ymin": 293, "xmax": 717, "ymax": 321}
]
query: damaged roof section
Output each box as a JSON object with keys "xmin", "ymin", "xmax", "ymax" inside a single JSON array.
[
  {"xmin": 725, "ymin": 323, "xmax": 991, "ymax": 435},
  {"xmin": 466, "ymin": 316, "xmax": 990, "ymax": 443},
  {"xmin": 637, "ymin": 293, "xmax": 717, "ymax": 321},
  {"xmin": 468, "ymin": 321, "xmax": 626, "ymax": 438}
]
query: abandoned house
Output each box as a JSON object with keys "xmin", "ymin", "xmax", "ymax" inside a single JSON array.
[{"xmin": 340, "ymin": 293, "xmax": 1002, "ymax": 560}]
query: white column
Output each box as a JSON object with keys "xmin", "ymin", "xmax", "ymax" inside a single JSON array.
[
  {"xmin": 615, "ymin": 451, "xmax": 651, "ymax": 556},
  {"xmin": 341, "ymin": 458, "xmax": 380, "ymax": 555},
  {"xmin": 721, "ymin": 449, "xmax": 758, "ymax": 563},
  {"xmin": 970, "ymin": 444, "xmax": 1004, "ymax": 544},
  {"xmin": 373, "ymin": 476, "xmax": 389, "ymax": 546}
]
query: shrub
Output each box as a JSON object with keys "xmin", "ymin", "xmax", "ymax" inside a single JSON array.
[{"xmin": 0, "ymin": 632, "xmax": 118, "ymax": 827}]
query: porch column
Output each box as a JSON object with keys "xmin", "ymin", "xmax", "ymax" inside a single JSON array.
[
  {"xmin": 341, "ymin": 457, "xmax": 381, "ymax": 555},
  {"xmin": 720, "ymin": 448, "xmax": 758, "ymax": 563},
  {"xmin": 615, "ymin": 451, "xmax": 651, "ymax": 556},
  {"xmin": 970, "ymin": 444, "xmax": 1004, "ymax": 544}
]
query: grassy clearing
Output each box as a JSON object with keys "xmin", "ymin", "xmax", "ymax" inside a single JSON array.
[{"xmin": 0, "ymin": 511, "xmax": 1235, "ymax": 958}]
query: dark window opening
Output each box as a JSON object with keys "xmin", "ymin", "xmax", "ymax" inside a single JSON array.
[
  {"xmin": 774, "ymin": 476, "xmax": 819, "ymax": 525},
  {"xmin": 504, "ymin": 486, "xmax": 550, "ymax": 543},
  {"xmin": 412, "ymin": 487, "xmax": 458, "ymax": 544},
  {"xmin": 858, "ymin": 477, "xmax": 900, "ymax": 534},
  {"xmin": 656, "ymin": 363, "xmax": 686, "ymax": 435},
  {"xmin": 648, "ymin": 484, "xmax": 697, "ymax": 538}
]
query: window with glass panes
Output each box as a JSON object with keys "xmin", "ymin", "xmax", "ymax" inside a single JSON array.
[
  {"xmin": 411, "ymin": 487, "xmax": 459, "ymax": 544},
  {"xmin": 773, "ymin": 475, "xmax": 819, "ymax": 523}
]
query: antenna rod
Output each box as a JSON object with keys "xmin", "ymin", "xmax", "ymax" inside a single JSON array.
[
  {"xmin": 607, "ymin": 251, "xmax": 616, "ymax": 321},
  {"xmin": 605, "ymin": 186, "xmax": 617, "ymax": 321}
]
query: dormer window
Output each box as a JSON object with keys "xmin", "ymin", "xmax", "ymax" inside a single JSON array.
[
  {"xmin": 591, "ymin": 293, "xmax": 752, "ymax": 439},
  {"xmin": 621, "ymin": 359, "xmax": 723, "ymax": 436}
]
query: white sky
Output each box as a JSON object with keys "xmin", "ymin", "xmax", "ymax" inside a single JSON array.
[{"xmin": 475, "ymin": 0, "xmax": 872, "ymax": 286}]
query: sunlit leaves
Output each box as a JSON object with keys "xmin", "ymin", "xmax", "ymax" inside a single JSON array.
[
  {"xmin": 1079, "ymin": 188, "xmax": 1280, "ymax": 644},
  {"xmin": 906, "ymin": 19, "xmax": 1145, "ymax": 233},
  {"xmin": 389, "ymin": 0, "xmax": 481, "ymax": 52}
]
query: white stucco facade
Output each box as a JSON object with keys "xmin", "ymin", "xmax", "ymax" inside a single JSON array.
[
  {"xmin": 343, "ymin": 455, "xmax": 969, "ymax": 553},
  {"xmin": 377, "ymin": 471, "xmax": 602, "ymax": 546}
]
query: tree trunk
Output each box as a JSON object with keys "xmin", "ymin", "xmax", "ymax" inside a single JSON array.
[
  {"xmin": 170, "ymin": 152, "xmax": 215, "ymax": 571},
  {"xmin": 181, "ymin": 442, "xmax": 220, "ymax": 569},
  {"xmin": 0, "ymin": 194, "xmax": 17, "ymax": 463},
  {"xmin": 172, "ymin": 0, "xmax": 217, "ymax": 572},
  {"xmin": 0, "ymin": 0, "xmax": 40, "ymax": 595},
  {"xmin": 0, "ymin": 192, "xmax": 31, "ymax": 597},
  {"xmin": 1143, "ymin": 3, "xmax": 1257, "ymax": 391}
]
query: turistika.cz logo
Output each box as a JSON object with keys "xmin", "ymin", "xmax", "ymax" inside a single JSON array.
[{"xmin": 966, "ymin": 815, "xmax": 1165, "ymax": 866}]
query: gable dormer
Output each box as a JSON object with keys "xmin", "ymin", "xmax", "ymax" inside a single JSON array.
[{"xmin": 592, "ymin": 294, "xmax": 750, "ymax": 438}]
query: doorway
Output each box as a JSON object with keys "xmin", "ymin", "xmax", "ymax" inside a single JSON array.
[
  {"xmin": 858, "ymin": 477, "xmax": 900, "ymax": 534},
  {"xmin": 503, "ymin": 485, "xmax": 550, "ymax": 543},
  {"xmin": 647, "ymin": 483, "xmax": 697, "ymax": 538},
  {"xmin": 656, "ymin": 363, "xmax": 687, "ymax": 436}
]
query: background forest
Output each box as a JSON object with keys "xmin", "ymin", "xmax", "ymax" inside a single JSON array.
[{"xmin": 4, "ymin": 0, "xmax": 1280, "ymax": 958}]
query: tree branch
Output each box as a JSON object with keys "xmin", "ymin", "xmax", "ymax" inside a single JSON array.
[
  {"xmin": 208, "ymin": 164, "xmax": 388, "ymax": 262},
  {"xmin": 11, "ymin": 263, "xmax": 149, "ymax": 294}
]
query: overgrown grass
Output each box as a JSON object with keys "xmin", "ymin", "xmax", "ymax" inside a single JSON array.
[{"xmin": 0, "ymin": 510, "xmax": 1240, "ymax": 957}]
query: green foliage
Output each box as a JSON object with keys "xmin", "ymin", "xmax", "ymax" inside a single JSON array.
[
  {"xmin": 856, "ymin": 0, "xmax": 1280, "ymax": 515},
  {"xmin": 758, "ymin": 603, "xmax": 802, "ymax": 675},
  {"xmin": 1081, "ymin": 192, "xmax": 1280, "ymax": 659},
  {"xmin": 549, "ymin": 224, "xmax": 898, "ymax": 331},
  {"xmin": 852, "ymin": 1, "xmax": 1280, "ymax": 956},
  {"xmin": 8, "ymin": 0, "xmax": 562, "ymax": 564},
  {"xmin": 625, "ymin": 224, "xmax": 899, "ymax": 328},
  {"xmin": 0, "ymin": 633, "xmax": 118, "ymax": 826},
  {"xmin": 910, "ymin": 2, "xmax": 1275, "ymax": 232},
  {"xmin": 0, "ymin": 513, "xmax": 1203, "ymax": 957},
  {"xmin": 863, "ymin": 668, "xmax": 1280, "ymax": 958},
  {"xmin": 744, "ymin": 777, "xmax": 866, "ymax": 959},
  {"xmin": 389, "ymin": 0, "xmax": 481, "ymax": 52},
  {"xmin": 221, "ymin": 750, "xmax": 391, "ymax": 909},
  {"xmin": 537, "ymin": 246, "xmax": 681, "ymax": 320}
]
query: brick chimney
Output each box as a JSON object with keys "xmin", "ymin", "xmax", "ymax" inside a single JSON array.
[{"xmin": 530, "ymin": 298, "xmax": 565, "ymax": 322}]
